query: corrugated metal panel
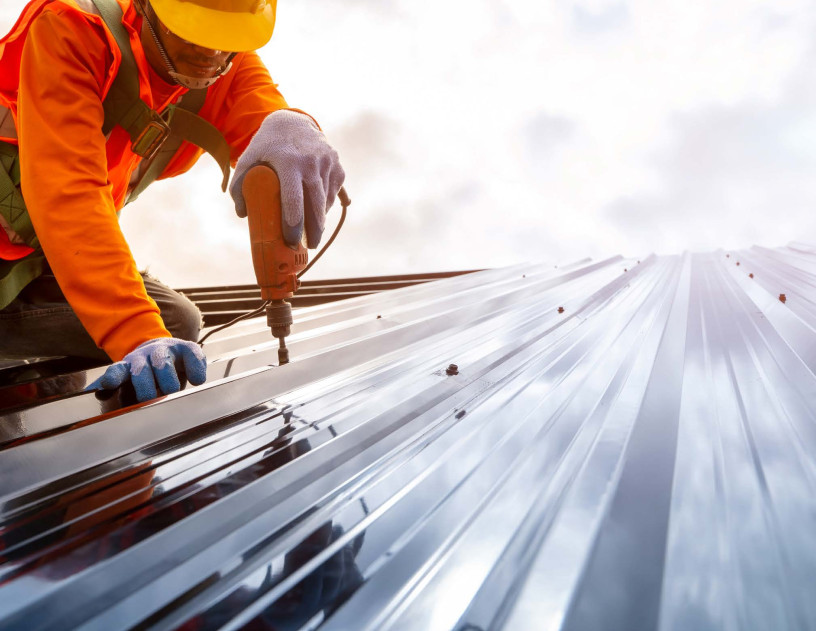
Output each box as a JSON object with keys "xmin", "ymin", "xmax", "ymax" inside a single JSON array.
[
  {"xmin": 1, "ymin": 246, "xmax": 815, "ymax": 631},
  {"xmin": 178, "ymin": 270, "xmax": 482, "ymax": 326}
]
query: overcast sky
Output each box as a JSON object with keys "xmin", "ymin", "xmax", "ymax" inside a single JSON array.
[{"xmin": 3, "ymin": 0, "xmax": 816, "ymax": 287}]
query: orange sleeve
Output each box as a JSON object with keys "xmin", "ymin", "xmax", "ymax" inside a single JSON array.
[{"xmin": 17, "ymin": 7, "xmax": 170, "ymax": 361}]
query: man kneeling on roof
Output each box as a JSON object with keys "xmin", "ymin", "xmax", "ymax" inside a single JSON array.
[{"xmin": 0, "ymin": 0, "xmax": 345, "ymax": 401}]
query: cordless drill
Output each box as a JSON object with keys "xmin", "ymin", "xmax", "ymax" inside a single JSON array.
[{"xmin": 241, "ymin": 165, "xmax": 349, "ymax": 366}]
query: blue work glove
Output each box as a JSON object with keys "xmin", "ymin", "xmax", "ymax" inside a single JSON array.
[
  {"xmin": 86, "ymin": 337, "xmax": 207, "ymax": 402},
  {"xmin": 230, "ymin": 110, "xmax": 345, "ymax": 248}
]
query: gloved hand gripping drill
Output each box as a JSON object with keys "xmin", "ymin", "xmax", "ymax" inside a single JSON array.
[{"xmin": 229, "ymin": 109, "xmax": 349, "ymax": 365}]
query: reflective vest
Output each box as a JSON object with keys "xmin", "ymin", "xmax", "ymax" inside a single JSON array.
[{"xmin": 0, "ymin": 0, "xmax": 230, "ymax": 310}]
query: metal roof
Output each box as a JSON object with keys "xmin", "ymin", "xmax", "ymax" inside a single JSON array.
[
  {"xmin": 1, "ymin": 245, "xmax": 815, "ymax": 630},
  {"xmin": 177, "ymin": 270, "xmax": 481, "ymax": 326}
]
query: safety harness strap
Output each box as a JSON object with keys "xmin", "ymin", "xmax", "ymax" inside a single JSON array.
[
  {"xmin": 94, "ymin": 0, "xmax": 168, "ymax": 154},
  {"xmin": 0, "ymin": 141, "xmax": 44, "ymax": 310},
  {"xmin": 128, "ymin": 91, "xmax": 231, "ymax": 203},
  {"xmin": 0, "ymin": 142, "xmax": 36, "ymax": 248},
  {"xmin": 0, "ymin": 252, "xmax": 46, "ymax": 310},
  {"xmin": 91, "ymin": 0, "xmax": 231, "ymax": 195}
]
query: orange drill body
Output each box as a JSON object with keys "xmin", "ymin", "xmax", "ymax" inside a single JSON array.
[
  {"xmin": 242, "ymin": 165, "xmax": 308, "ymax": 364},
  {"xmin": 243, "ymin": 165, "xmax": 308, "ymax": 301}
]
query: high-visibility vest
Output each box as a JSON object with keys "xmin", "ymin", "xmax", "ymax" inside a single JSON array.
[{"xmin": 0, "ymin": 0, "xmax": 231, "ymax": 310}]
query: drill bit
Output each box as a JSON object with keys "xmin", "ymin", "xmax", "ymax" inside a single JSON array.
[{"xmin": 278, "ymin": 337, "xmax": 289, "ymax": 365}]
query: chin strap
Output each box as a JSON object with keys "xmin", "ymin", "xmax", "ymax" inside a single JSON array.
[{"xmin": 168, "ymin": 61, "xmax": 232, "ymax": 90}]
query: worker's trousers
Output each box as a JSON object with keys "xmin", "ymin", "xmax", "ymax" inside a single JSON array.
[{"xmin": 0, "ymin": 272, "xmax": 203, "ymax": 361}]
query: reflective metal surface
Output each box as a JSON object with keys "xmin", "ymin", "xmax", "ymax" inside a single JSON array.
[
  {"xmin": 178, "ymin": 270, "xmax": 482, "ymax": 326},
  {"xmin": 1, "ymin": 248, "xmax": 815, "ymax": 630}
]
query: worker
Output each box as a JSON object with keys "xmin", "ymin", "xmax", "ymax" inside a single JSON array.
[{"xmin": 0, "ymin": 0, "xmax": 345, "ymax": 401}]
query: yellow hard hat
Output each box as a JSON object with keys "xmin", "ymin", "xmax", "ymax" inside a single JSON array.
[{"xmin": 149, "ymin": 0, "xmax": 277, "ymax": 52}]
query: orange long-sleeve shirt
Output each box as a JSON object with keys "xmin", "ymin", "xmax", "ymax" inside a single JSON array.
[{"xmin": 0, "ymin": 0, "xmax": 288, "ymax": 360}]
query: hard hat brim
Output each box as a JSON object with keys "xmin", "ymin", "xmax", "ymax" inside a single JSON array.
[{"xmin": 150, "ymin": 0, "xmax": 276, "ymax": 52}]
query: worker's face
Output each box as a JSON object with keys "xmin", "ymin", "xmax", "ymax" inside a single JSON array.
[
  {"xmin": 138, "ymin": 2, "xmax": 233, "ymax": 81},
  {"xmin": 155, "ymin": 19, "xmax": 233, "ymax": 79}
]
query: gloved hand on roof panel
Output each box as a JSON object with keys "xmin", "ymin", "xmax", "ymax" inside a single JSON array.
[
  {"xmin": 230, "ymin": 110, "xmax": 346, "ymax": 249},
  {"xmin": 86, "ymin": 337, "xmax": 207, "ymax": 402}
]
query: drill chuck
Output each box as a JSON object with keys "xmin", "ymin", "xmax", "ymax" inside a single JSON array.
[
  {"xmin": 266, "ymin": 299, "xmax": 293, "ymax": 339},
  {"xmin": 266, "ymin": 300, "xmax": 293, "ymax": 366}
]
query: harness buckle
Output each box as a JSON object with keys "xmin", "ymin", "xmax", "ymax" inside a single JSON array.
[{"xmin": 131, "ymin": 112, "xmax": 171, "ymax": 160}]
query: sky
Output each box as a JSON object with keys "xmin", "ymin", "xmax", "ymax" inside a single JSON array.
[{"xmin": 2, "ymin": 0, "xmax": 816, "ymax": 287}]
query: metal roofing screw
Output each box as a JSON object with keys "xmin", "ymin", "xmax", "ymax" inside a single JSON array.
[
  {"xmin": 749, "ymin": 273, "xmax": 754, "ymax": 279},
  {"xmin": 455, "ymin": 410, "xmax": 466, "ymax": 419},
  {"xmin": 726, "ymin": 253, "xmax": 730, "ymax": 258},
  {"xmin": 376, "ymin": 315, "xmax": 382, "ymax": 319},
  {"xmin": 558, "ymin": 306, "xmax": 564, "ymax": 314},
  {"xmin": 736, "ymin": 262, "xmax": 740, "ymax": 266},
  {"xmin": 446, "ymin": 363, "xmax": 459, "ymax": 376},
  {"xmin": 779, "ymin": 293, "xmax": 787, "ymax": 304},
  {"xmin": 624, "ymin": 268, "xmax": 628, "ymax": 272}
]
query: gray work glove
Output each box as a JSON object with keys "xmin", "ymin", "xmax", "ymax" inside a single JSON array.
[
  {"xmin": 230, "ymin": 110, "xmax": 345, "ymax": 248},
  {"xmin": 86, "ymin": 337, "xmax": 207, "ymax": 402}
]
